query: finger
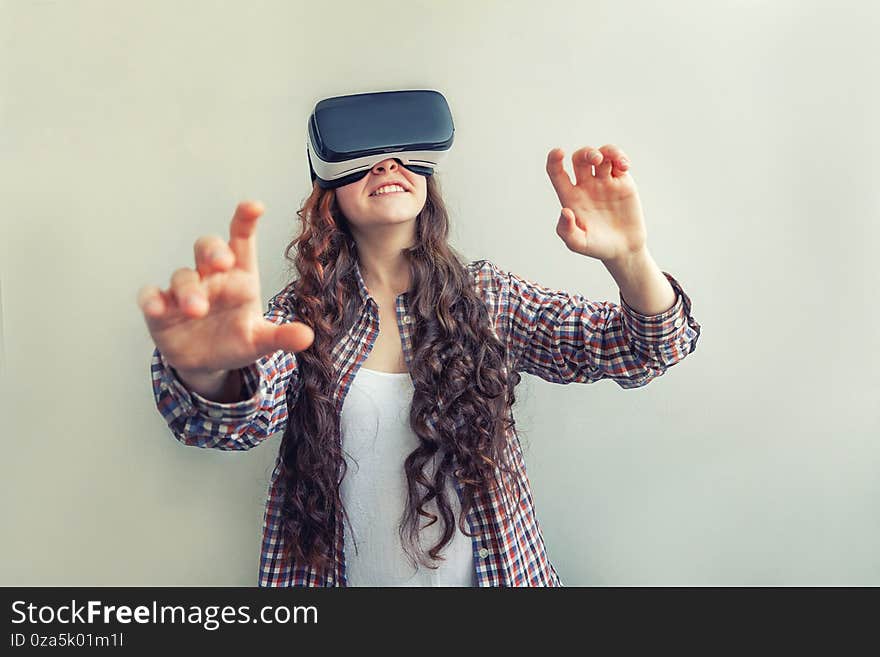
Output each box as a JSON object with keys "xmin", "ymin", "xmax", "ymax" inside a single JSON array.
[
  {"xmin": 253, "ymin": 320, "xmax": 315, "ymax": 357},
  {"xmin": 169, "ymin": 267, "xmax": 209, "ymax": 316},
  {"xmin": 137, "ymin": 285, "xmax": 166, "ymax": 318},
  {"xmin": 545, "ymin": 148, "xmax": 575, "ymax": 201},
  {"xmin": 229, "ymin": 201, "xmax": 264, "ymax": 273},
  {"xmin": 594, "ymin": 152, "xmax": 613, "ymax": 180},
  {"xmin": 194, "ymin": 235, "xmax": 235, "ymax": 279},
  {"xmin": 572, "ymin": 146, "xmax": 601, "ymax": 185},
  {"xmin": 599, "ymin": 144, "xmax": 630, "ymax": 178}
]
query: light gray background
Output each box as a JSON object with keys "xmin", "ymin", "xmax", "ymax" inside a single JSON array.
[{"xmin": 1, "ymin": 0, "xmax": 877, "ymax": 585}]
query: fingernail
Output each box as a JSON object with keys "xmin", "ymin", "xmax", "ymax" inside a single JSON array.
[
  {"xmin": 145, "ymin": 300, "xmax": 162, "ymax": 313},
  {"xmin": 185, "ymin": 294, "xmax": 201, "ymax": 307}
]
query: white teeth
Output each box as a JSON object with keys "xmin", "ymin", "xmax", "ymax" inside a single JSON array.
[{"xmin": 371, "ymin": 184, "xmax": 406, "ymax": 196}]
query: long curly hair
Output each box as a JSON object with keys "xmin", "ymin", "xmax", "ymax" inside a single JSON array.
[{"xmin": 277, "ymin": 172, "xmax": 525, "ymax": 579}]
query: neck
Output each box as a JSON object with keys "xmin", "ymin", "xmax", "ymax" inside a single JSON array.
[{"xmin": 352, "ymin": 228, "xmax": 414, "ymax": 297}]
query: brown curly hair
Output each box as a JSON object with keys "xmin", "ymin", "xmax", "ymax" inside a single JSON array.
[{"xmin": 276, "ymin": 172, "xmax": 525, "ymax": 579}]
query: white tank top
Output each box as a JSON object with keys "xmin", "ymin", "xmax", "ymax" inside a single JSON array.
[{"xmin": 338, "ymin": 366, "xmax": 476, "ymax": 586}]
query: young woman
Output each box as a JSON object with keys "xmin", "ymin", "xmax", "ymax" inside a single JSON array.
[{"xmin": 139, "ymin": 146, "xmax": 701, "ymax": 587}]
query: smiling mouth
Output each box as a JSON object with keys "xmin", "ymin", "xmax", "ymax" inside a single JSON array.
[{"xmin": 370, "ymin": 191, "xmax": 409, "ymax": 198}]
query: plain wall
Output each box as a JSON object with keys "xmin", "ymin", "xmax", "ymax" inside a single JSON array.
[{"xmin": 1, "ymin": 0, "xmax": 878, "ymax": 585}]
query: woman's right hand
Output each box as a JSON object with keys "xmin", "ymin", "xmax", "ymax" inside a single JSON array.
[{"xmin": 136, "ymin": 201, "xmax": 314, "ymax": 379}]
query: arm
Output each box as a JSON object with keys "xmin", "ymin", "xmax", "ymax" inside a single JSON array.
[
  {"xmin": 150, "ymin": 287, "xmax": 301, "ymax": 450},
  {"xmin": 475, "ymin": 260, "xmax": 700, "ymax": 388},
  {"xmin": 510, "ymin": 143, "xmax": 703, "ymax": 386},
  {"xmin": 172, "ymin": 367, "xmax": 244, "ymax": 404},
  {"xmin": 603, "ymin": 247, "xmax": 678, "ymax": 316}
]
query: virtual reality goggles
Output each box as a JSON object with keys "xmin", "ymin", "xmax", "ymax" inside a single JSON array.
[{"xmin": 306, "ymin": 89, "xmax": 455, "ymax": 190}]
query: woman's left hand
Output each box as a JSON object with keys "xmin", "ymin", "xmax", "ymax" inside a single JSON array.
[{"xmin": 547, "ymin": 144, "xmax": 648, "ymax": 263}]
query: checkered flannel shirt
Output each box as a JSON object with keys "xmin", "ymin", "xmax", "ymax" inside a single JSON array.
[{"xmin": 151, "ymin": 258, "xmax": 701, "ymax": 586}]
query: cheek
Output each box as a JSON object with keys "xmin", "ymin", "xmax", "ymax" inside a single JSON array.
[{"xmin": 335, "ymin": 188, "xmax": 361, "ymax": 214}]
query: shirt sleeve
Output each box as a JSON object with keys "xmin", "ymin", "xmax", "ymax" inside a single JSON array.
[
  {"xmin": 150, "ymin": 286, "xmax": 302, "ymax": 450},
  {"xmin": 474, "ymin": 260, "xmax": 701, "ymax": 388}
]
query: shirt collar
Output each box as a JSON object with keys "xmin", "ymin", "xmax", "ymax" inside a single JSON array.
[
  {"xmin": 352, "ymin": 257, "xmax": 410, "ymax": 306},
  {"xmin": 353, "ymin": 258, "xmax": 372, "ymax": 305}
]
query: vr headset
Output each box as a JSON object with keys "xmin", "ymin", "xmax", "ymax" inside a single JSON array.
[{"xmin": 306, "ymin": 89, "xmax": 455, "ymax": 190}]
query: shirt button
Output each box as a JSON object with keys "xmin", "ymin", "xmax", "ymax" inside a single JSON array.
[
  {"xmin": 673, "ymin": 317, "xmax": 684, "ymax": 328},
  {"xmin": 478, "ymin": 547, "xmax": 490, "ymax": 558},
  {"xmin": 403, "ymin": 315, "xmax": 412, "ymax": 324}
]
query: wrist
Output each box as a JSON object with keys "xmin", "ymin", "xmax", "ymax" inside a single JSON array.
[
  {"xmin": 178, "ymin": 368, "xmax": 244, "ymax": 404},
  {"xmin": 603, "ymin": 246, "xmax": 651, "ymax": 275},
  {"xmin": 172, "ymin": 367, "xmax": 234, "ymax": 399},
  {"xmin": 173, "ymin": 366, "xmax": 229, "ymax": 383}
]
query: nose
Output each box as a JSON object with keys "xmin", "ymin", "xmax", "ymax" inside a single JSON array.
[{"xmin": 371, "ymin": 158, "xmax": 400, "ymax": 173}]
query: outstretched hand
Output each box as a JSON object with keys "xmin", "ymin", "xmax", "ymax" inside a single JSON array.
[
  {"xmin": 137, "ymin": 201, "xmax": 315, "ymax": 378},
  {"xmin": 547, "ymin": 144, "xmax": 648, "ymax": 263}
]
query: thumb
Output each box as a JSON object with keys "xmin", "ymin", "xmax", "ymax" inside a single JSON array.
[
  {"xmin": 556, "ymin": 208, "xmax": 576, "ymax": 236},
  {"xmin": 253, "ymin": 320, "xmax": 315, "ymax": 357},
  {"xmin": 559, "ymin": 207, "xmax": 587, "ymax": 232}
]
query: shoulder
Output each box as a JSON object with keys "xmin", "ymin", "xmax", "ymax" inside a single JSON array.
[
  {"xmin": 466, "ymin": 258, "xmax": 509, "ymax": 296},
  {"xmin": 267, "ymin": 280, "xmax": 299, "ymax": 318}
]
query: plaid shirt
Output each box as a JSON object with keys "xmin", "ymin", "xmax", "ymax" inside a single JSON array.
[{"xmin": 151, "ymin": 259, "xmax": 701, "ymax": 586}]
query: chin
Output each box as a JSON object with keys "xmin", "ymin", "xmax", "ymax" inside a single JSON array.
[
  {"xmin": 369, "ymin": 207, "xmax": 420, "ymax": 222},
  {"xmin": 379, "ymin": 214, "xmax": 419, "ymax": 223}
]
